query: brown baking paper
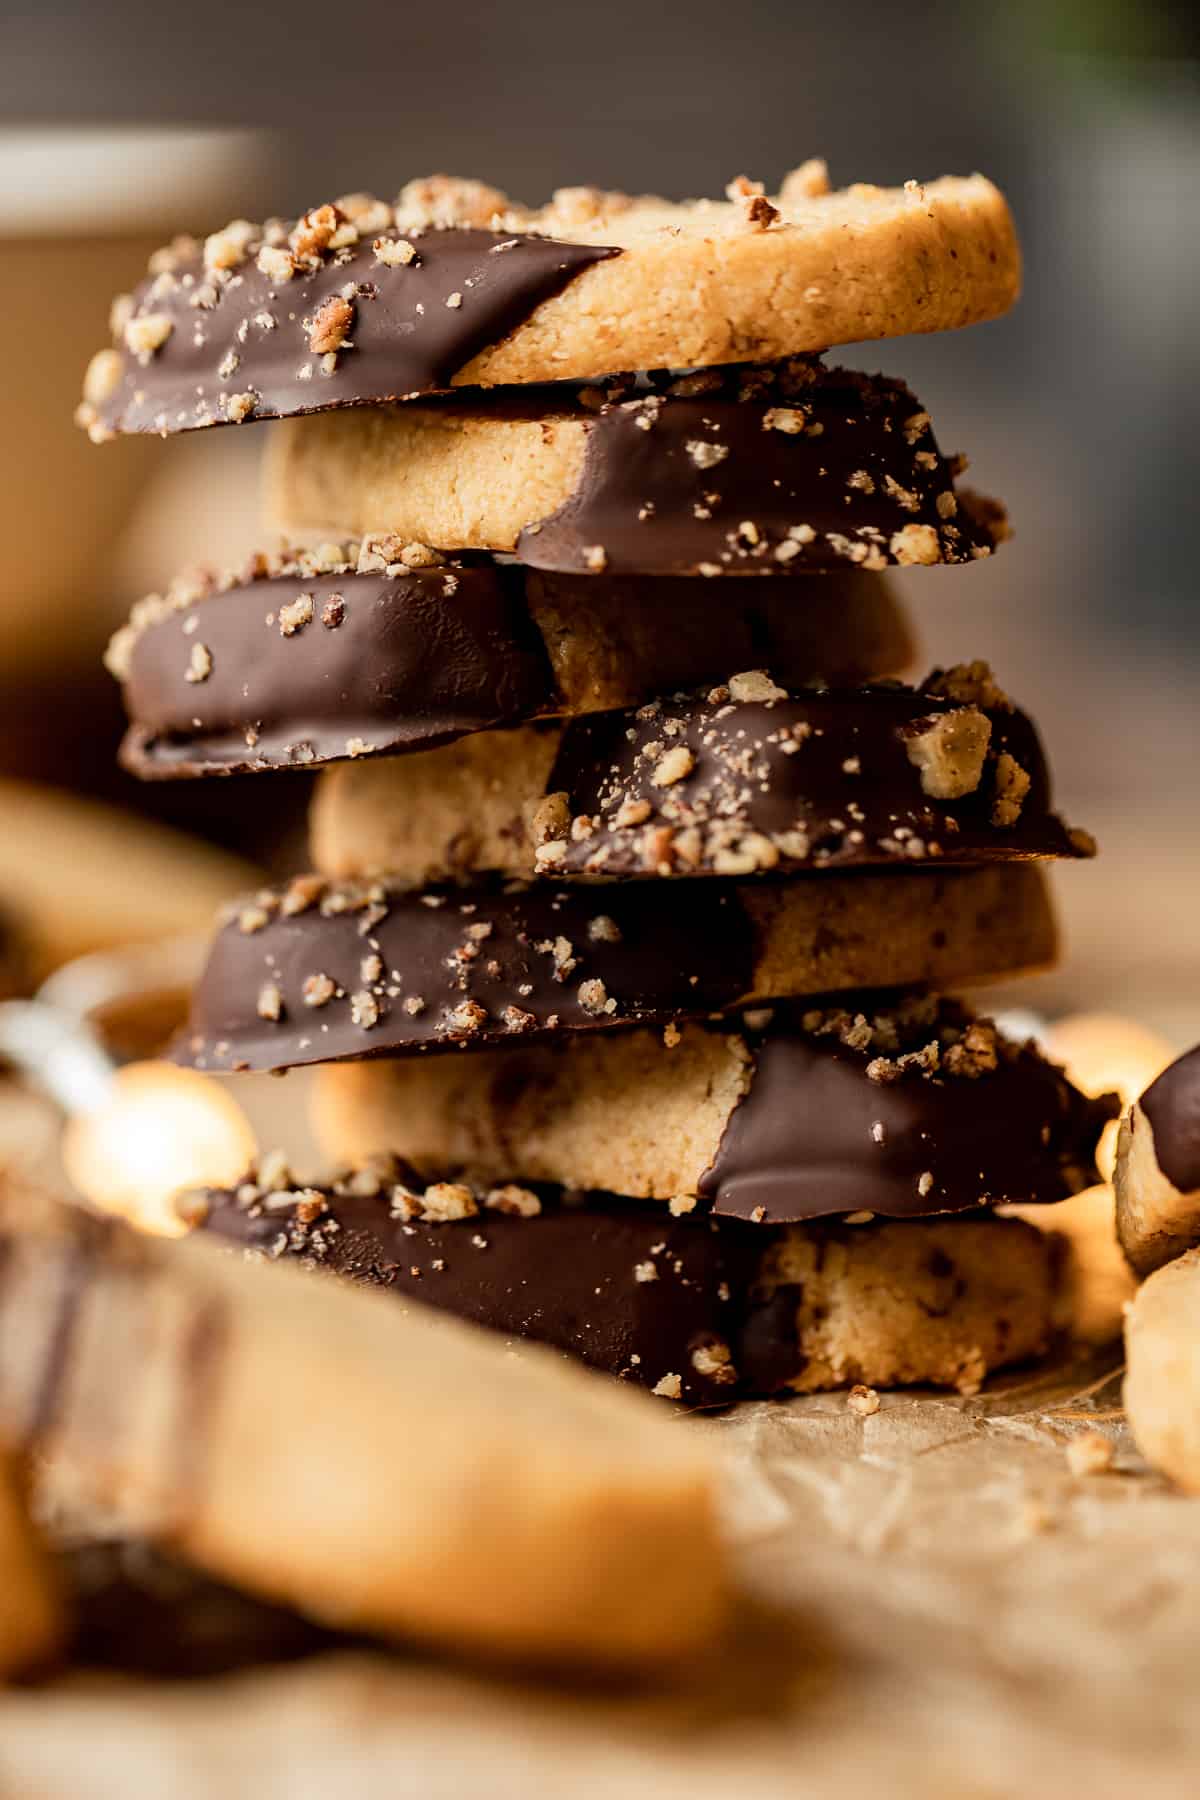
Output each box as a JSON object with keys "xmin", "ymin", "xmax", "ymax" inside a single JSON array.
[{"xmin": 3, "ymin": 1207, "xmax": 1199, "ymax": 1799}]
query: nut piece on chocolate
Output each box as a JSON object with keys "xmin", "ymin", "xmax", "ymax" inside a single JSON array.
[{"xmin": 1116, "ymin": 1045, "xmax": 1200, "ymax": 1277}]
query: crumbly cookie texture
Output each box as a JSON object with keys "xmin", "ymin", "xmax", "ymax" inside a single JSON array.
[
  {"xmin": 0, "ymin": 1188, "xmax": 725, "ymax": 1665},
  {"xmin": 0, "ymin": 1452, "xmax": 63, "ymax": 1679},
  {"xmin": 1125, "ymin": 1249, "xmax": 1200, "ymax": 1492},
  {"xmin": 764, "ymin": 1216, "xmax": 1058, "ymax": 1395},
  {"xmin": 81, "ymin": 170, "xmax": 1019, "ymax": 441},
  {"xmin": 1115, "ymin": 1046, "xmax": 1200, "ymax": 1276}
]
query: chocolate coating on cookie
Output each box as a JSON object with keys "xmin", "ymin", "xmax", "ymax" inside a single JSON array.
[
  {"xmin": 545, "ymin": 670, "xmax": 1088, "ymax": 879},
  {"xmin": 116, "ymin": 556, "xmax": 552, "ymax": 778},
  {"xmin": 517, "ymin": 368, "xmax": 998, "ymax": 575},
  {"xmin": 700, "ymin": 999, "xmax": 1115, "ymax": 1225},
  {"xmin": 195, "ymin": 1175, "xmax": 765, "ymax": 1405},
  {"xmin": 1140, "ymin": 1046, "xmax": 1200, "ymax": 1196},
  {"xmin": 87, "ymin": 223, "xmax": 617, "ymax": 437},
  {"xmin": 175, "ymin": 876, "xmax": 756, "ymax": 1072}
]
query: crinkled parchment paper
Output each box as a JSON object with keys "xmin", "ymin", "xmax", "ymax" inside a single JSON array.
[{"xmin": 2, "ymin": 1212, "xmax": 1199, "ymax": 1799}]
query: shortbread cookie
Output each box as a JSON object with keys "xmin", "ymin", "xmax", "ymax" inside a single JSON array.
[
  {"xmin": 175, "ymin": 865, "xmax": 1057, "ymax": 1073},
  {"xmin": 1124, "ymin": 1248, "xmax": 1200, "ymax": 1492},
  {"xmin": 267, "ymin": 366, "xmax": 1002, "ymax": 573},
  {"xmin": 110, "ymin": 542, "xmax": 912, "ymax": 778},
  {"xmin": 193, "ymin": 1168, "xmax": 1057, "ymax": 1399},
  {"xmin": 80, "ymin": 171, "xmax": 1019, "ymax": 438},
  {"xmin": 313, "ymin": 666, "xmax": 1090, "ymax": 885},
  {"xmin": 0, "ymin": 1452, "xmax": 64, "ymax": 1679},
  {"xmin": 0, "ymin": 1188, "xmax": 725, "ymax": 1663},
  {"xmin": 1115, "ymin": 1046, "xmax": 1200, "ymax": 1277},
  {"xmin": 314, "ymin": 997, "xmax": 1112, "ymax": 1223}
]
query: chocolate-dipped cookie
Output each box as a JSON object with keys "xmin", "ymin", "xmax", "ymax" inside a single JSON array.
[
  {"xmin": 1115, "ymin": 1045, "xmax": 1200, "ymax": 1277},
  {"xmin": 268, "ymin": 365, "xmax": 1001, "ymax": 574},
  {"xmin": 109, "ymin": 543, "xmax": 913, "ymax": 779},
  {"xmin": 174, "ymin": 865, "xmax": 1057, "ymax": 1074},
  {"xmin": 79, "ymin": 170, "xmax": 1018, "ymax": 438},
  {"xmin": 540, "ymin": 664, "xmax": 1090, "ymax": 878},
  {"xmin": 310, "ymin": 665, "xmax": 1091, "ymax": 885},
  {"xmin": 314, "ymin": 995, "xmax": 1115, "ymax": 1221},
  {"xmin": 191, "ymin": 1162, "xmax": 1059, "ymax": 1399}
]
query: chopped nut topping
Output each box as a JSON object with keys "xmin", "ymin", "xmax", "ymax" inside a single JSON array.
[
  {"xmin": 762, "ymin": 405, "xmax": 806, "ymax": 434},
  {"xmin": 778, "ymin": 159, "xmax": 831, "ymax": 202},
  {"xmin": 651, "ymin": 1373, "xmax": 683, "ymax": 1400},
  {"xmin": 924, "ymin": 661, "xmax": 1013, "ymax": 713},
  {"xmin": 904, "ymin": 707, "xmax": 992, "ymax": 800},
  {"xmin": 184, "ymin": 642, "xmax": 212, "ymax": 684},
  {"xmin": 302, "ymin": 973, "xmax": 336, "ymax": 1008},
  {"xmin": 992, "ymin": 753, "xmax": 1031, "ymax": 827},
  {"xmin": 204, "ymin": 220, "xmax": 256, "ymax": 271},
  {"xmin": 224, "ymin": 392, "xmax": 257, "ymax": 423},
  {"xmin": 124, "ymin": 312, "xmax": 174, "ymax": 358},
  {"xmin": 256, "ymin": 982, "xmax": 283, "ymax": 1022},
  {"xmin": 577, "ymin": 978, "xmax": 613, "ymax": 1015},
  {"xmin": 257, "ymin": 244, "xmax": 296, "ymax": 283},
  {"xmin": 728, "ymin": 669, "xmax": 787, "ymax": 704},
  {"xmin": 307, "ymin": 294, "xmax": 354, "ymax": 356},
  {"xmin": 485, "ymin": 1185, "xmax": 542, "ymax": 1218},
  {"xmin": 686, "ymin": 438, "xmax": 729, "ymax": 471},
  {"xmin": 528, "ymin": 791, "xmax": 570, "ymax": 845},
  {"xmin": 634, "ymin": 1261, "xmax": 658, "ymax": 1284},
  {"xmin": 847, "ymin": 1384, "xmax": 880, "ymax": 1417},
  {"xmin": 583, "ymin": 545, "xmax": 608, "ymax": 572},
  {"xmin": 290, "ymin": 204, "xmax": 343, "ymax": 263},
  {"xmin": 278, "ymin": 593, "xmax": 314, "ymax": 637},
  {"xmin": 82, "ymin": 348, "xmax": 122, "ymax": 408},
  {"xmin": 691, "ymin": 1341, "xmax": 737, "ymax": 1383},
  {"xmin": 652, "ymin": 745, "xmax": 695, "ymax": 788},
  {"xmin": 373, "ymin": 235, "xmax": 417, "ymax": 267},
  {"xmin": 350, "ymin": 990, "xmax": 380, "ymax": 1029},
  {"xmin": 889, "ymin": 523, "xmax": 942, "ymax": 566}
]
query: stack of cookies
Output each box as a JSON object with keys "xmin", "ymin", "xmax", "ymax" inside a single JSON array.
[{"xmin": 86, "ymin": 168, "xmax": 1115, "ymax": 1403}]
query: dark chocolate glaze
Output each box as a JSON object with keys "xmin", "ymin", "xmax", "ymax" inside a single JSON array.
[
  {"xmin": 175, "ymin": 877, "xmax": 756, "ymax": 1073},
  {"xmin": 200, "ymin": 1183, "xmax": 765, "ymax": 1406},
  {"xmin": 1141, "ymin": 1045, "xmax": 1200, "ymax": 1193},
  {"xmin": 549, "ymin": 681, "xmax": 1087, "ymax": 878},
  {"xmin": 96, "ymin": 228, "xmax": 618, "ymax": 436},
  {"xmin": 62, "ymin": 1538, "xmax": 337, "ymax": 1676},
  {"xmin": 700, "ymin": 1003, "xmax": 1116, "ymax": 1225},
  {"xmin": 119, "ymin": 561, "xmax": 552, "ymax": 778},
  {"xmin": 517, "ymin": 370, "xmax": 996, "ymax": 575}
]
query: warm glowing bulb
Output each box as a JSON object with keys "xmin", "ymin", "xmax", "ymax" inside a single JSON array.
[{"xmin": 61, "ymin": 1061, "xmax": 257, "ymax": 1236}]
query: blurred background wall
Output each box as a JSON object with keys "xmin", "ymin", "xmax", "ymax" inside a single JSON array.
[{"xmin": 0, "ymin": 0, "xmax": 1196, "ymax": 1027}]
